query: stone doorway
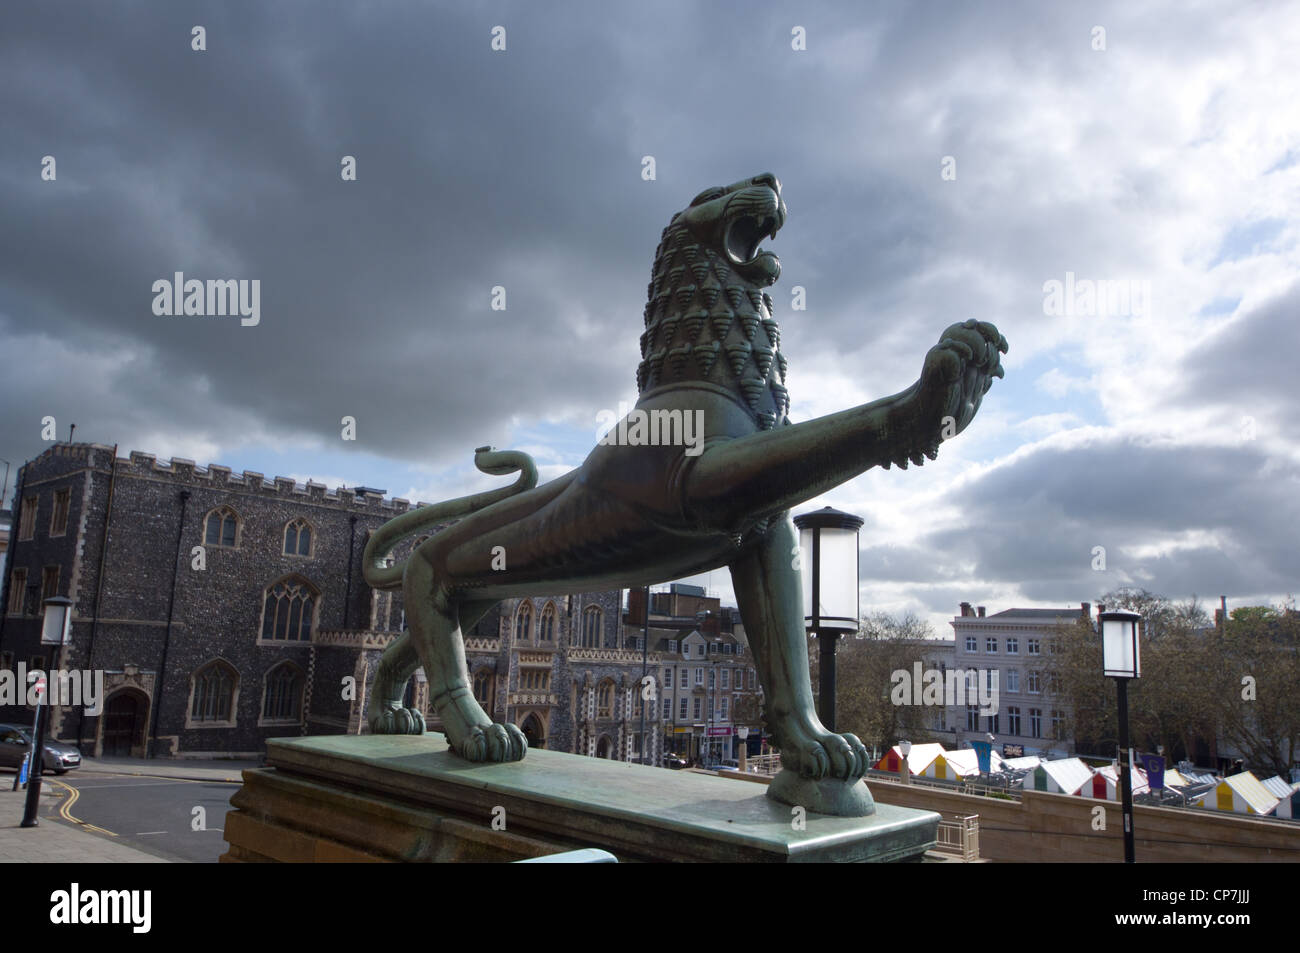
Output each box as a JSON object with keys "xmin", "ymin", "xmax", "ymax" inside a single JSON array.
[
  {"xmin": 521, "ymin": 713, "xmax": 545, "ymax": 750},
  {"xmin": 102, "ymin": 691, "xmax": 146, "ymax": 757}
]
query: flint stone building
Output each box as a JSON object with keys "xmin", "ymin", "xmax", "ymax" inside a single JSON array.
[{"xmin": 0, "ymin": 443, "xmax": 667, "ymax": 763}]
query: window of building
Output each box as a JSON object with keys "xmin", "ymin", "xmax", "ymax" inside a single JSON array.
[
  {"xmin": 204, "ymin": 506, "xmax": 240, "ymax": 548},
  {"xmin": 41, "ymin": 565, "xmax": 60, "ymax": 601},
  {"xmin": 473, "ymin": 670, "xmax": 491, "ymax": 705},
  {"xmin": 1048, "ymin": 638, "xmax": 1060, "ymax": 656},
  {"xmin": 723, "ymin": 643, "xmax": 732, "ymax": 655},
  {"xmin": 190, "ymin": 660, "xmax": 237, "ymax": 723},
  {"xmin": 966, "ymin": 705, "xmax": 979, "ymax": 730},
  {"xmin": 693, "ymin": 697, "xmax": 701, "ymax": 720},
  {"xmin": 50, "ymin": 489, "xmax": 71, "ymax": 537},
  {"xmin": 1029, "ymin": 708, "xmax": 1042, "ymax": 738},
  {"xmin": 987, "ymin": 713, "xmax": 999, "ymax": 734},
  {"xmin": 668, "ymin": 639, "xmax": 678, "ymax": 654},
  {"xmin": 663, "ymin": 697, "xmax": 671, "ymax": 720},
  {"xmin": 748, "ymin": 669, "xmax": 756, "ymax": 690},
  {"xmin": 679, "ymin": 698, "xmax": 688, "ymax": 720},
  {"xmin": 515, "ymin": 602, "xmax": 533, "ymax": 641},
  {"xmin": 260, "ymin": 576, "xmax": 317, "ymax": 642},
  {"xmin": 18, "ymin": 496, "xmax": 37, "ymax": 541},
  {"xmin": 1006, "ymin": 637, "xmax": 1018, "ymax": 654},
  {"xmin": 736, "ymin": 645, "xmax": 743, "ymax": 656},
  {"xmin": 986, "ymin": 637, "xmax": 998, "ymax": 653},
  {"xmin": 708, "ymin": 669, "xmax": 715, "ymax": 690},
  {"xmin": 1051, "ymin": 710, "xmax": 1066, "ymax": 740},
  {"xmin": 7, "ymin": 569, "xmax": 27, "ymax": 615},
  {"xmin": 1048, "ymin": 672, "xmax": 1062, "ymax": 694},
  {"xmin": 1027, "ymin": 638, "xmax": 1041, "ymax": 656},
  {"xmin": 1006, "ymin": 707, "xmax": 1021, "ymax": 735},
  {"xmin": 539, "ymin": 602, "xmax": 556, "ymax": 641},
  {"xmin": 520, "ymin": 670, "xmax": 551, "ymax": 692},
  {"xmin": 720, "ymin": 669, "xmax": 730, "ymax": 690},
  {"xmin": 679, "ymin": 669, "xmax": 688, "ymax": 690},
  {"xmin": 262, "ymin": 663, "xmax": 303, "ymax": 721},
  {"xmin": 1027, "ymin": 670, "xmax": 1041, "ymax": 694},
  {"xmin": 582, "ymin": 606, "xmax": 603, "ymax": 648},
  {"xmin": 720, "ymin": 696, "xmax": 729, "ymax": 720},
  {"xmin": 596, "ymin": 679, "xmax": 613, "ymax": 718},
  {"xmin": 965, "ymin": 635, "xmax": 977, "ymax": 652},
  {"xmin": 664, "ymin": 666, "xmax": 672, "ymax": 688},
  {"xmin": 986, "ymin": 669, "xmax": 997, "ymax": 693},
  {"xmin": 695, "ymin": 667, "xmax": 704, "ymax": 686},
  {"xmin": 1006, "ymin": 670, "xmax": 1019, "ymax": 693},
  {"xmin": 283, "ymin": 518, "xmax": 312, "ymax": 556}
]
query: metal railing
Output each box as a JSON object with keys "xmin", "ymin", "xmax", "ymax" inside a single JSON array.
[{"xmin": 934, "ymin": 814, "xmax": 980, "ymax": 861}]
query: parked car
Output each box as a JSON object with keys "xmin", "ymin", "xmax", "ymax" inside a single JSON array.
[
  {"xmin": 662, "ymin": 753, "xmax": 689, "ymax": 770},
  {"xmin": 0, "ymin": 723, "xmax": 82, "ymax": 775},
  {"xmin": 707, "ymin": 759, "xmax": 741, "ymax": 772}
]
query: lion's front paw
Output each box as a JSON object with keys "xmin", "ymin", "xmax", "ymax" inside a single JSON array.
[
  {"xmin": 923, "ymin": 319, "xmax": 1008, "ymax": 435},
  {"xmin": 452, "ymin": 721, "xmax": 528, "ymax": 763},
  {"xmin": 780, "ymin": 727, "xmax": 869, "ymax": 781},
  {"xmin": 368, "ymin": 704, "xmax": 426, "ymax": 735}
]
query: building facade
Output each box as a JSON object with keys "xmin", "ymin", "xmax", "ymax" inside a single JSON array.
[
  {"xmin": 0, "ymin": 443, "xmax": 661, "ymax": 763},
  {"xmin": 948, "ymin": 602, "xmax": 1087, "ymax": 757}
]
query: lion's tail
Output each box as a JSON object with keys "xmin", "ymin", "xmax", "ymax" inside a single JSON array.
[{"xmin": 360, "ymin": 446, "xmax": 537, "ymax": 591}]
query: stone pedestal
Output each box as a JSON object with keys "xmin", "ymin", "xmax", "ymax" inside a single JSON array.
[{"xmin": 222, "ymin": 734, "xmax": 939, "ymax": 863}]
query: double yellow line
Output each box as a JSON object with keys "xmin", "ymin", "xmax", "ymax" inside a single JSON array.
[{"xmin": 47, "ymin": 779, "xmax": 117, "ymax": 837}]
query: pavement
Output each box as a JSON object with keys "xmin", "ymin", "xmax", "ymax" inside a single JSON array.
[{"xmin": 0, "ymin": 756, "xmax": 261, "ymax": 863}]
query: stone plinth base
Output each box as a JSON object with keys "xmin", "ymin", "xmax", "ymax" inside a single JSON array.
[{"xmin": 221, "ymin": 734, "xmax": 939, "ymax": 863}]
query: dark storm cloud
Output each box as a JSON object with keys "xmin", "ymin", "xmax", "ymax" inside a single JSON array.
[
  {"xmin": 893, "ymin": 435, "xmax": 1300, "ymax": 616},
  {"xmin": 0, "ymin": 0, "xmax": 1127, "ymax": 474},
  {"xmin": 1175, "ymin": 280, "xmax": 1300, "ymax": 440}
]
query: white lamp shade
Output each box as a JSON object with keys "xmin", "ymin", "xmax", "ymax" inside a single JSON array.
[
  {"xmin": 1101, "ymin": 610, "xmax": 1141, "ymax": 678},
  {"xmin": 899, "ymin": 739, "xmax": 912, "ymax": 757},
  {"xmin": 794, "ymin": 508, "xmax": 863, "ymax": 633},
  {"xmin": 41, "ymin": 596, "xmax": 73, "ymax": 646}
]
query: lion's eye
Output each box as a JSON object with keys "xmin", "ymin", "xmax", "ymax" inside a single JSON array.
[{"xmin": 690, "ymin": 188, "xmax": 724, "ymax": 207}]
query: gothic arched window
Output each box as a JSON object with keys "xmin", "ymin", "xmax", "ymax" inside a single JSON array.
[
  {"xmin": 539, "ymin": 602, "xmax": 556, "ymax": 641},
  {"xmin": 260, "ymin": 576, "xmax": 318, "ymax": 642},
  {"xmin": 262, "ymin": 662, "xmax": 304, "ymax": 721},
  {"xmin": 191, "ymin": 660, "xmax": 238, "ymax": 723},
  {"xmin": 582, "ymin": 606, "xmax": 603, "ymax": 648},
  {"xmin": 515, "ymin": 601, "xmax": 533, "ymax": 641},
  {"xmin": 204, "ymin": 506, "xmax": 240, "ymax": 548},
  {"xmin": 283, "ymin": 518, "xmax": 313, "ymax": 557}
]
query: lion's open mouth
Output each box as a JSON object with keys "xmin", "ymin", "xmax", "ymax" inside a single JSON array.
[{"xmin": 725, "ymin": 211, "xmax": 781, "ymax": 266}]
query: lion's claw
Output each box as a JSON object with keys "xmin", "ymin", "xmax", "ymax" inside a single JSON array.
[{"xmin": 369, "ymin": 704, "xmax": 426, "ymax": 735}]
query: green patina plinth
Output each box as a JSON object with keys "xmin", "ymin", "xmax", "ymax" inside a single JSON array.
[{"xmin": 221, "ymin": 734, "xmax": 939, "ymax": 863}]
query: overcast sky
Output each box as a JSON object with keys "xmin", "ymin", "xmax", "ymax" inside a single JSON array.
[{"xmin": 3, "ymin": 1, "xmax": 1297, "ymax": 636}]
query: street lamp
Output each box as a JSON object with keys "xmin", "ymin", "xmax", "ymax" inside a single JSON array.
[
  {"xmin": 1101, "ymin": 609, "xmax": 1141, "ymax": 863},
  {"xmin": 898, "ymin": 739, "xmax": 912, "ymax": 785},
  {"xmin": 21, "ymin": 596, "xmax": 73, "ymax": 828},
  {"xmin": 793, "ymin": 506, "xmax": 864, "ymax": 732}
]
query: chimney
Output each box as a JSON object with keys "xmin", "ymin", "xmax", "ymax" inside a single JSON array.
[
  {"xmin": 977, "ymin": 606, "xmax": 986, "ymax": 618},
  {"xmin": 960, "ymin": 602, "xmax": 972, "ymax": 617},
  {"xmin": 1081, "ymin": 602, "xmax": 1091, "ymax": 620},
  {"xmin": 1219, "ymin": 595, "xmax": 1228, "ymax": 633}
]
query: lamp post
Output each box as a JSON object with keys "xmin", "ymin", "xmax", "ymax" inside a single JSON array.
[
  {"xmin": 1101, "ymin": 609, "xmax": 1141, "ymax": 864},
  {"xmin": 793, "ymin": 507, "xmax": 864, "ymax": 732},
  {"xmin": 21, "ymin": 595, "xmax": 73, "ymax": 828},
  {"xmin": 738, "ymin": 726, "xmax": 750, "ymax": 773},
  {"xmin": 898, "ymin": 739, "xmax": 912, "ymax": 784}
]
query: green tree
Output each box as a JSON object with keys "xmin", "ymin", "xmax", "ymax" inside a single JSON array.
[{"xmin": 807, "ymin": 611, "xmax": 939, "ymax": 754}]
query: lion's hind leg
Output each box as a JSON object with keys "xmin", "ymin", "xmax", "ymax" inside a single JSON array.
[{"xmin": 367, "ymin": 631, "xmax": 427, "ymax": 735}]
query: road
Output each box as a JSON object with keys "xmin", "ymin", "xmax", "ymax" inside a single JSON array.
[{"xmin": 40, "ymin": 772, "xmax": 239, "ymax": 863}]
